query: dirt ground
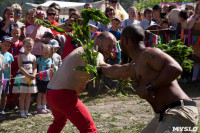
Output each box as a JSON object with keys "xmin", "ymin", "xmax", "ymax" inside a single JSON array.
[{"xmin": 0, "ymin": 84, "xmax": 200, "ymax": 132}]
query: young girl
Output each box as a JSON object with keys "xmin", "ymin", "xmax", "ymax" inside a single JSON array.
[
  {"xmin": 36, "ymin": 44, "xmax": 54, "ymax": 114},
  {"xmin": 13, "ymin": 37, "xmax": 37, "ymax": 118}
]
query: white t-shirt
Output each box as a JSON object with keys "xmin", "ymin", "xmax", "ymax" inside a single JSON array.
[{"xmin": 121, "ymin": 19, "xmax": 140, "ymax": 28}]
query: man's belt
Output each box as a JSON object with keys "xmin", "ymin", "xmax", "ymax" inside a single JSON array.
[{"xmin": 159, "ymin": 100, "xmax": 196, "ymax": 122}]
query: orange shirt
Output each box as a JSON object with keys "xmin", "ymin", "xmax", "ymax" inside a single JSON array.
[{"xmin": 51, "ymin": 21, "xmax": 61, "ymax": 36}]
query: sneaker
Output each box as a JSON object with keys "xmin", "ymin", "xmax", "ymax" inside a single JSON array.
[
  {"xmin": 37, "ymin": 108, "xmax": 47, "ymax": 114},
  {"xmin": 0, "ymin": 110, "xmax": 6, "ymax": 115},
  {"xmin": 14, "ymin": 105, "xmax": 19, "ymax": 110},
  {"xmin": 0, "ymin": 114, "xmax": 5, "ymax": 120},
  {"xmin": 25, "ymin": 112, "xmax": 32, "ymax": 116},
  {"xmin": 20, "ymin": 113, "xmax": 27, "ymax": 118},
  {"xmin": 45, "ymin": 109, "xmax": 51, "ymax": 113}
]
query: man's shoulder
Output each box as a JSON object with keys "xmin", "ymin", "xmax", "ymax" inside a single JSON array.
[{"xmin": 142, "ymin": 47, "xmax": 163, "ymax": 59}]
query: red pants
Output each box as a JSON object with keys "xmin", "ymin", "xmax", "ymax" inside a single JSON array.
[{"xmin": 46, "ymin": 89, "xmax": 97, "ymax": 133}]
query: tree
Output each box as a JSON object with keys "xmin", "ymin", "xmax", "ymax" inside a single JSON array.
[{"xmin": 133, "ymin": 0, "xmax": 195, "ymax": 11}]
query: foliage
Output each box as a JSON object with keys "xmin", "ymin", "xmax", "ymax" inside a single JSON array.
[
  {"xmin": 152, "ymin": 39, "xmax": 194, "ymax": 72},
  {"xmin": 133, "ymin": 0, "xmax": 195, "ymax": 11},
  {"xmin": 35, "ymin": 9, "xmax": 110, "ymax": 79}
]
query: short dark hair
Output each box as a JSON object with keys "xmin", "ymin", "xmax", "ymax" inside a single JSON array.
[
  {"xmin": 49, "ymin": 2, "xmax": 60, "ymax": 13},
  {"xmin": 153, "ymin": 4, "xmax": 161, "ymax": 10},
  {"xmin": 37, "ymin": 6, "xmax": 45, "ymax": 11},
  {"xmin": 122, "ymin": 25, "xmax": 144, "ymax": 45},
  {"xmin": 3, "ymin": 7, "xmax": 13, "ymax": 21},
  {"xmin": 84, "ymin": 3, "xmax": 92, "ymax": 9},
  {"xmin": 69, "ymin": 7, "xmax": 78, "ymax": 13},
  {"xmin": 144, "ymin": 7, "xmax": 153, "ymax": 17},
  {"xmin": 179, "ymin": 10, "xmax": 189, "ymax": 20},
  {"xmin": 47, "ymin": 7, "xmax": 58, "ymax": 15}
]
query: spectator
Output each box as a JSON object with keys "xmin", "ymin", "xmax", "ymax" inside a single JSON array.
[
  {"xmin": 178, "ymin": 10, "xmax": 189, "ymax": 29},
  {"xmin": 24, "ymin": 9, "xmax": 35, "ymax": 28},
  {"xmin": 11, "ymin": 4, "xmax": 25, "ymax": 40},
  {"xmin": 195, "ymin": 0, "xmax": 200, "ymax": 5},
  {"xmin": 63, "ymin": 8, "xmax": 78, "ymax": 23},
  {"xmin": 36, "ymin": 44, "xmax": 54, "ymax": 114},
  {"xmin": 46, "ymin": 7, "xmax": 60, "ymax": 36},
  {"xmin": 48, "ymin": 3, "xmax": 60, "ymax": 22},
  {"xmin": 185, "ymin": 3, "xmax": 195, "ymax": 11},
  {"xmin": 137, "ymin": 11, "xmax": 145, "ymax": 21},
  {"xmin": 108, "ymin": 17, "xmax": 122, "ymax": 41},
  {"xmin": 188, "ymin": 3, "xmax": 200, "ymax": 83},
  {"xmin": 121, "ymin": 6, "xmax": 140, "ymax": 29},
  {"xmin": 166, "ymin": 8, "xmax": 180, "ymax": 29},
  {"xmin": 152, "ymin": 4, "xmax": 162, "ymax": 25},
  {"xmin": 37, "ymin": 6, "xmax": 46, "ymax": 11},
  {"xmin": 0, "ymin": 36, "xmax": 14, "ymax": 116},
  {"xmin": 168, "ymin": 4, "xmax": 177, "ymax": 12},
  {"xmin": 160, "ymin": 19, "xmax": 170, "ymax": 29},
  {"xmin": 100, "ymin": 6, "xmax": 115, "ymax": 31},
  {"xmin": 139, "ymin": 7, "xmax": 154, "ymax": 30},
  {"xmin": 7, "ymin": 26, "xmax": 23, "ymax": 111},
  {"xmin": 108, "ymin": 0, "xmax": 126, "ymax": 20},
  {"xmin": 61, "ymin": 12, "xmax": 82, "ymax": 59},
  {"xmin": 0, "ymin": 7, "xmax": 15, "ymax": 39},
  {"xmin": 84, "ymin": 3, "xmax": 92, "ymax": 9},
  {"xmin": 12, "ymin": 37, "xmax": 37, "ymax": 118},
  {"xmin": 0, "ymin": 51, "xmax": 4, "ymax": 120},
  {"xmin": 162, "ymin": 4, "xmax": 170, "ymax": 15},
  {"xmin": 26, "ymin": 10, "xmax": 52, "ymax": 57},
  {"xmin": 49, "ymin": 39, "xmax": 62, "ymax": 67}
]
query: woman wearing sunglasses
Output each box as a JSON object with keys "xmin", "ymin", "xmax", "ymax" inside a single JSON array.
[
  {"xmin": 108, "ymin": 0, "xmax": 126, "ymax": 20},
  {"xmin": 46, "ymin": 7, "xmax": 60, "ymax": 36}
]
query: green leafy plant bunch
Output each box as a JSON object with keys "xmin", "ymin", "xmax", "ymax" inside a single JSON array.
[
  {"xmin": 152, "ymin": 39, "xmax": 193, "ymax": 72},
  {"xmin": 35, "ymin": 9, "xmax": 110, "ymax": 79}
]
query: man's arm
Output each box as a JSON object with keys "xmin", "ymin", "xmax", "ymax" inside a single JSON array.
[
  {"xmin": 100, "ymin": 63, "xmax": 134, "ymax": 80},
  {"xmin": 144, "ymin": 48, "xmax": 182, "ymax": 89}
]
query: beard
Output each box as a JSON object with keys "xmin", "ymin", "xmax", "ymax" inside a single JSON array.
[{"xmin": 120, "ymin": 39, "xmax": 129, "ymax": 57}]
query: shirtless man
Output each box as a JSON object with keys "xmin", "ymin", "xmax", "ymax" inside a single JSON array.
[
  {"xmin": 46, "ymin": 31, "xmax": 116, "ymax": 133},
  {"xmin": 99, "ymin": 25, "xmax": 199, "ymax": 133}
]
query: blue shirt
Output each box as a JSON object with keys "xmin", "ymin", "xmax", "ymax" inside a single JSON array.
[
  {"xmin": 107, "ymin": 29, "xmax": 122, "ymax": 41},
  {"xmin": 0, "ymin": 52, "xmax": 14, "ymax": 79},
  {"xmin": 36, "ymin": 57, "xmax": 54, "ymax": 81}
]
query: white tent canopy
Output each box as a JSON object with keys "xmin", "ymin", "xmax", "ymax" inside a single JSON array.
[{"xmin": 26, "ymin": 0, "xmax": 128, "ymax": 21}]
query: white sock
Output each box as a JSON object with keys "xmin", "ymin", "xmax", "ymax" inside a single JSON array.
[
  {"xmin": 25, "ymin": 110, "xmax": 28, "ymax": 114},
  {"xmin": 20, "ymin": 110, "xmax": 25, "ymax": 115},
  {"xmin": 42, "ymin": 105, "xmax": 46, "ymax": 110},
  {"xmin": 37, "ymin": 105, "xmax": 42, "ymax": 109}
]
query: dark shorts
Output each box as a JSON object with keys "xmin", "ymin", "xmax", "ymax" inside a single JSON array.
[
  {"xmin": 36, "ymin": 78, "xmax": 49, "ymax": 94},
  {"xmin": 2, "ymin": 80, "xmax": 9, "ymax": 95}
]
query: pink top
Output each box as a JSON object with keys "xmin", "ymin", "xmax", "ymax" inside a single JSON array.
[{"xmin": 26, "ymin": 25, "xmax": 52, "ymax": 55}]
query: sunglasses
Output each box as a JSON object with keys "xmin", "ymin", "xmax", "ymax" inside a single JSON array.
[
  {"xmin": 111, "ymin": 1, "xmax": 117, "ymax": 3},
  {"xmin": 107, "ymin": 9, "xmax": 114, "ymax": 12},
  {"xmin": 14, "ymin": 12, "xmax": 22, "ymax": 15},
  {"xmin": 47, "ymin": 13, "xmax": 56, "ymax": 16}
]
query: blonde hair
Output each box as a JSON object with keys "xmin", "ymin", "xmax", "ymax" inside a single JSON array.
[
  {"xmin": 26, "ymin": 9, "xmax": 35, "ymax": 17},
  {"xmin": 11, "ymin": 4, "xmax": 22, "ymax": 11},
  {"xmin": 11, "ymin": 26, "xmax": 21, "ymax": 32},
  {"xmin": 23, "ymin": 37, "xmax": 34, "ymax": 46},
  {"xmin": 40, "ymin": 44, "xmax": 53, "ymax": 58}
]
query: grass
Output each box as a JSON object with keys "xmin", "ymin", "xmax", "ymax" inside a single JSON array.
[{"xmin": 0, "ymin": 81, "xmax": 199, "ymax": 132}]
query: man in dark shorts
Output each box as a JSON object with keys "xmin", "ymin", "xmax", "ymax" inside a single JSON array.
[{"xmin": 99, "ymin": 25, "xmax": 199, "ymax": 133}]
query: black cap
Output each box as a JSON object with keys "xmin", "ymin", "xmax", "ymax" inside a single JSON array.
[{"xmin": 153, "ymin": 4, "xmax": 162, "ymax": 10}]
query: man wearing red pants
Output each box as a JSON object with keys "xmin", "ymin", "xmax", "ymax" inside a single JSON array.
[{"xmin": 46, "ymin": 31, "xmax": 116, "ymax": 133}]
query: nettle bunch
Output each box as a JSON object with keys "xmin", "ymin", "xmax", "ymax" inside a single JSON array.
[{"xmin": 35, "ymin": 9, "xmax": 110, "ymax": 79}]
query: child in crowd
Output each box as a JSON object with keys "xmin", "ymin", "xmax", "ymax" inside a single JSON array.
[
  {"xmin": 0, "ymin": 36, "xmax": 14, "ymax": 115},
  {"xmin": 13, "ymin": 37, "xmax": 37, "ymax": 118},
  {"xmin": 36, "ymin": 44, "xmax": 54, "ymax": 114},
  {"xmin": 107, "ymin": 17, "xmax": 122, "ymax": 41},
  {"xmin": 7, "ymin": 26, "xmax": 23, "ymax": 111},
  {"xmin": 49, "ymin": 39, "xmax": 62, "ymax": 67},
  {"xmin": 161, "ymin": 19, "xmax": 170, "ymax": 29}
]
